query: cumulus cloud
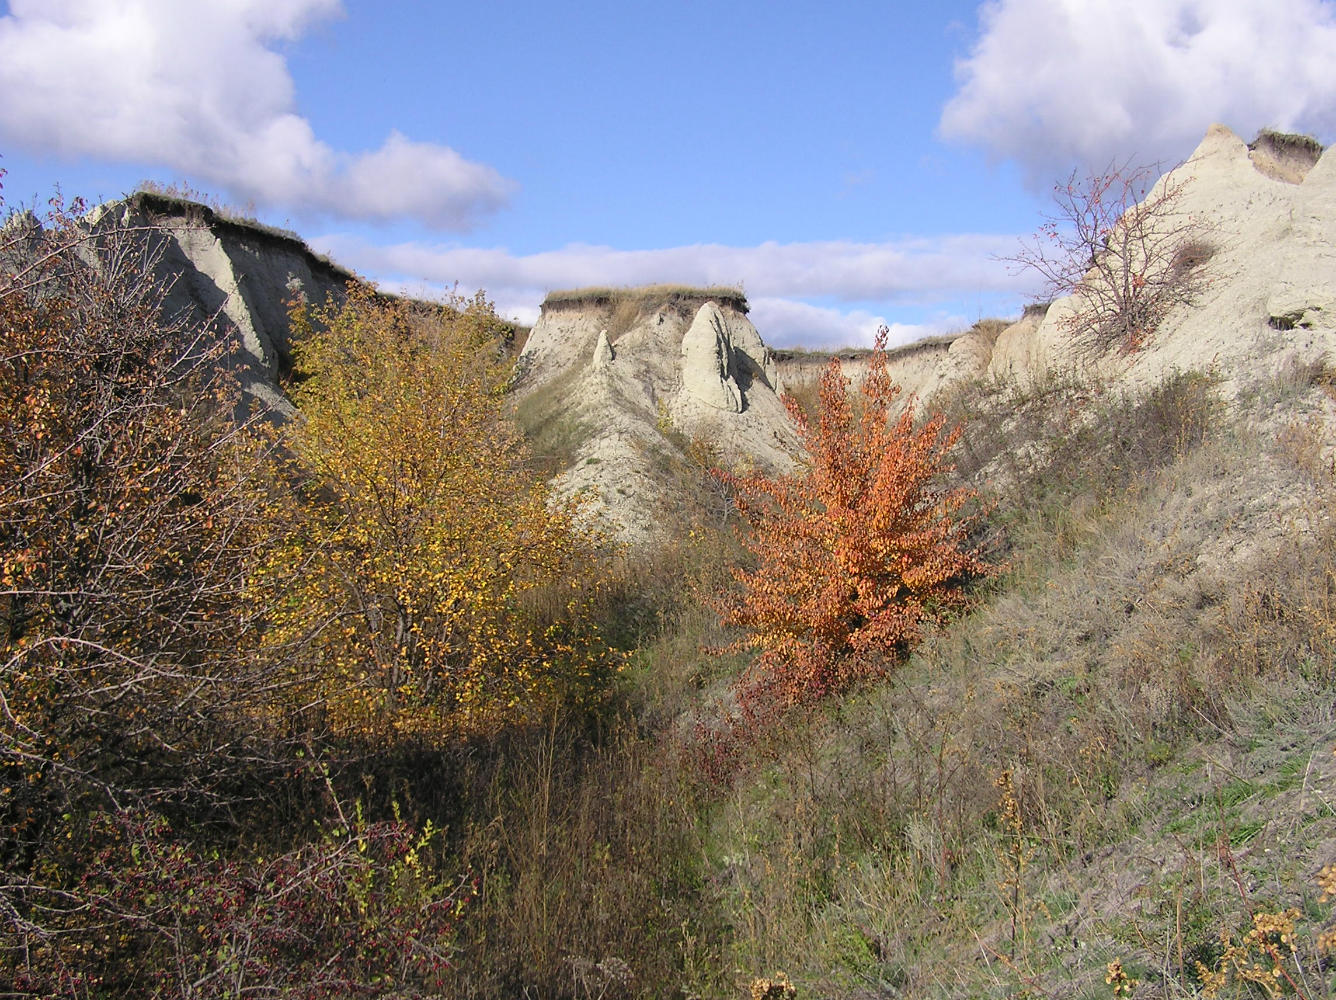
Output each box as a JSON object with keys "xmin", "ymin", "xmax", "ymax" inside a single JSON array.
[
  {"xmin": 316, "ymin": 234, "xmax": 1024, "ymax": 302},
  {"xmin": 940, "ymin": 0, "xmax": 1336, "ymax": 180},
  {"xmin": 0, "ymin": 0, "xmax": 513, "ymax": 228},
  {"xmin": 748, "ymin": 298, "xmax": 963, "ymax": 352},
  {"xmin": 312, "ymin": 234, "xmax": 1025, "ymax": 349}
]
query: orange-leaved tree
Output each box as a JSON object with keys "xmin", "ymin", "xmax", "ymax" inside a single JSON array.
[
  {"xmin": 256, "ymin": 286, "xmax": 617, "ymax": 741},
  {"xmin": 715, "ymin": 327, "xmax": 991, "ymax": 712}
]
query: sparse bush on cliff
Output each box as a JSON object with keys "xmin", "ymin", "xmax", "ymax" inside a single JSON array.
[{"xmin": 1008, "ymin": 161, "xmax": 1213, "ymax": 353}]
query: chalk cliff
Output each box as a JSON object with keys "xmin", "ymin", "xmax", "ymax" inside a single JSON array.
[
  {"xmin": 513, "ymin": 287, "xmax": 801, "ymax": 541},
  {"xmin": 88, "ymin": 192, "xmax": 354, "ymax": 413},
  {"xmin": 988, "ymin": 124, "xmax": 1336, "ymax": 394},
  {"xmin": 63, "ymin": 123, "xmax": 1336, "ymax": 544}
]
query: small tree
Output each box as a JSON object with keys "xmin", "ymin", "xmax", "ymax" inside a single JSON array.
[
  {"xmin": 257, "ymin": 287, "xmax": 617, "ymax": 741},
  {"xmin": 1009, "ymin": 161, "xmax": 1213, "ymax": 353},
  {"xmin": 714, "ymin": 329, "xmax": 991, "ymax": 713}
]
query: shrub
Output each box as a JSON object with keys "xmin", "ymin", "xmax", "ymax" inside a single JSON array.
[
  {"xmin": 1008, "ymin": 161, "xmax": 1212, "ymax": 353},
  {"xmin": 8, "ymin": 807, "xmax": 468, "ymax": 999},
  {"xmin": 0, "ymin": 184, "xmax": 335, "ymax": 996},
  {"xmin": 713, "ymin": 328, "xmax": 992, "ymax": 715},
  {"xmin": 256, "ymin": 286, "xmax": 619, "ymax": 741}
]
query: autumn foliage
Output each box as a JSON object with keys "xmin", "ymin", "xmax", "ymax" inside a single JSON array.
[
  {"xmin": 715, "ymin": 328, "xmax": 990, "ymax": 711},
  {"xmin": 0, "ymin": 187, "xmax": 614, "ymax": 995},
  {"xmin": 0, "ymin": 196, "xmax": 285, "ymax": 852},
  {"xmin": 256, "ymin": 287, "xmax": 617, "ymax": 741}
]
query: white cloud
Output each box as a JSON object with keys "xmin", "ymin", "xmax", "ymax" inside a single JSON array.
[
  {"xmin": 315, "ymin": 233, "xmax": 1025, "ymax": 302},
  {"xmin": 940, "ymin": 0, "xmax": 1336, "ymax": 180},
  {"xmin": 311, "ymin": 233, "xmax": 1025, "ymax": 349},
  {"xmin": 749, "ymin": 298, "xmax": 962, "ymax": 351},
  {"xmin": 0, "ymin": 0, "xmax": 513, "ymax": 228}
]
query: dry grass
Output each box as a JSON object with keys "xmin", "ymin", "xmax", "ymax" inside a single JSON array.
[
  {"xmin": 439, "ymin": 719, "xmax": 725, "ymax": 1000},
  {"xmin": 1250, "ymin": 128, "xmax": 1326, "ymax": 159},
  {"xmin": 330, "ymin": 361, "xmax": 1336, "ymax": 1000},
  {"xmin": 129, "ymin": 185, "xmax": 360, "ymax": 284},
  {"xmin": 542, "ymin": 284, "xmax": 748, "ymax": 317},
  {"xmin": 510, "ymin": 365, "xmax": 595, "ymax": 477},
  {"xmin": 703, "ymin": 371, "xmax": 1336, "ymax": 997}
]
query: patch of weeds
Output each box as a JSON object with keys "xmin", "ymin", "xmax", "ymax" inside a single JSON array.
[
  {"xmin": 1166, "ymin": 812, "xmax": 1203, "ymax": 836},
  {"xmin": 1145, "ymin": 740, "xmax": 1174, "ymax": 768},
  {"xmin": 1227, "ymin": 819, "xmax": 1266, "ymax": 847},
  {"xmin": 1218, "ymin": 779, "xmax": 1257, "ymax": 809},
  {"xmin": 1279, "ymin": 755, "xmax": 1308, "ymax": 779}
]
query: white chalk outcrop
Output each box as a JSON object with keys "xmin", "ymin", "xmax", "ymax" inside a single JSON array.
[
  {"xmin": 988, "ymin": 124, "xmax": 1336, "ymax": 395},
  {"xmin": 681, "ymin": 303, "xmax": 744, "ymax": 412},
  {"xmin": 514, "ymin": 289, "xmax": 800, "ymax": 542},
  {"xmin": 70, "ymin": 124, "xmax": 1336, "ymax": 549},
  {"xmin": 591, "ymin": 329, "xmax": 615, "ymax": 371},
  {"xmin": 87, "ymin": 193, "xmax": 353, "ymax": 414},
  {"xmin": 774, "ymin": 320, "xmax": 1005, "ymax": 416}
]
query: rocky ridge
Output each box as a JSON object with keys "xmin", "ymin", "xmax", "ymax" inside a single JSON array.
[
  {"xmin": 58, "ymin": 123, "xmax": 1336, "ymax": 545},
  {"xmin": 514, "ymin": 124, "xmax": 1335, "ymax": 541},
  {"xmin": 88, "ymin": 192, "xmax": 355, "ymax": 414},
  {"xmin": 512, "ymin": 287, "xmax": 801, "ymax": 541},
  {"xmin": 992, "ymin": 123, "xmax": 1336, "ymax": 392}
]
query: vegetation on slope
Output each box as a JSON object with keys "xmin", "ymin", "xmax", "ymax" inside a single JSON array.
[
  {"xmin": 542, "ymin": 284, "xmax": 748, "ymax": 313},
  {"xmin": 0, "ymin": 190, "xmax": 616, "ymax": 997},
  {"xmin": 714, "ymin": 330, "xmax": 991, "ymax": 716},
  {"xmin": 3, "ymin": 177, "xmax": 1335, "ymax": 1000}
]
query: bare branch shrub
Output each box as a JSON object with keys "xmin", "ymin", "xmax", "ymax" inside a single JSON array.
[
  {"xmin": 0, "ymin": 189, "xmax": 313, "ymax": 984},
  {"xmin": 1008, "ymin": 161, "xmax": 1214, "ymax": 354}
]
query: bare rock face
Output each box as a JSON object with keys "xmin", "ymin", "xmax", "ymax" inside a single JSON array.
[
  {"xmin": 591, "ymin": 329, "xmax": 614, "ymax": 371},
  {"xmin": 68, "ymin": 127, "xmax": 1336, "ymax": 549},
  {"xmin": 1248, "ymin": 129, "xmax": 1325, "ymax": 184},
  {"xmin": 514, "ymin": 288, "xmax": 800, "ymax": 542},
  {"xmin": 774, "ymin": 323, "xmax": 998, "ymax": 415},
  {"xmin": 681, "ymin": 302, "xmax": 743, "ymax": 412},
  {"xmin": 988, "ymin": 305, "xmax": 1053, "ymax": 379},
  {"xmin": 86, "ymin": 193, "xmax": 353, "ymax": 415}
]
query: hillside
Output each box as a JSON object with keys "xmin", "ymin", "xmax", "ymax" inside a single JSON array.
[
  {"xmin": 497, "ymin": 123, "xmax": 1336, "ymax": 998},
  {"xmin": 5, "ymin": 124, "xmax": 1336, "ymax": 1000},
  {"xmin": 508, "ymin": 128, "xmax": 1336, "ymax": 551}
]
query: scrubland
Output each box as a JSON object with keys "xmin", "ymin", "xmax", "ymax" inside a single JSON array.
[
  {"xmin": 435, "ymin": 359, "xmax": 1336, "ymax": 1000},
  {"xmin": 3, "ymin": 192, "xmax": 1335, "ymax": 1000}
]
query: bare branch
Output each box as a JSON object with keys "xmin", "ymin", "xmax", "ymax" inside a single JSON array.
[{"xmin": 1005, "ymin": 161, "xmax": 1215, "ymax": 354}]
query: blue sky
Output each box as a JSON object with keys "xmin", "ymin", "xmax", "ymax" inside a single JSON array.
[{"xmin": 2, "ymin": 1, "xmax": 1335, "ymax": 348}]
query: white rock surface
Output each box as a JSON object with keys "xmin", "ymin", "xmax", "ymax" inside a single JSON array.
[
  {"xmin": 681, "ymin": 303, "xmax": 743, "ymax": 412},
  {"xmin": 73, "ymin": 125, "xmax": 1336, "ymax": 548},
  {"xmin": 516, "ymin": 292, "xmax": 801, "ymax": 542},
  {"xmin": 778, "ymin": 324, "xmax": 998, "ymax": 414},
  {"xmin": 990, "ymin": 124, "xmax": 1336, "ymax": 399},
  {"xmin": 592, "ymin": 329, "xmax": 614, "ymax": 370},
  {"xmin": 87, "ymin": 194, "xmax": 352, "ymax": 414}
]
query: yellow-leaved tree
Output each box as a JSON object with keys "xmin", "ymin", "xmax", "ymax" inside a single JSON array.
[{"xmin": 257, "ymin": 286, "xmax": 616, "ymax": 740}]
